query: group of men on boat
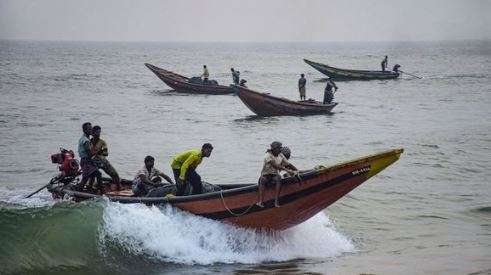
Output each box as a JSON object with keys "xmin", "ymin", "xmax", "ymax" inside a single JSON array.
[
  {"xmin": 298, "ymin": 55, "xmax": 401, "ymax": 102},
  {"xmin": 381, "ymin": 55, "xmax": 401, "ymax": 73},
  {"xmin": 297, "ymin": 73, "xmax": 338, "ymax": 104},
  {"xmin": 197, "ymin": 65, "xmax": 247, "ymax": 87},
  {"xmin": 75, "ymin": 122, "xmax": 299, "ymax": 207}
]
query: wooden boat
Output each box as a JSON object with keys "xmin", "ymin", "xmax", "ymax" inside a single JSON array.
[
  {"xmin": 235, "ymin": 85, "xmax": 337, "ymax": 116},
  {"xmin": 145, "ymin": 63, "xmax": 234, "ymax": 95},
  {"xmin": 304, "ymin": 59, "xmax": 400, "ymax": 81},
  {"xmin": 47, "ymin": 148, "xmax": 403, "ymax": 230}
]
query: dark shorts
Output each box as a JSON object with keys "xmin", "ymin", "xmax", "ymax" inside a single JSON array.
[
  {"xmin": 259, "ymin": 174, "xmax": 281, "ymax": 187},
  {"xmin": 173, "ymin": 168, "xmax": 202, "ymax": 196},
  {"xmin": 80, "ymin": 158, "xmax": 98, "ymax": 178}
]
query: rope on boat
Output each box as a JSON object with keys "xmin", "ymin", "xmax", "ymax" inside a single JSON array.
[
  {"xmin": 219, "ymin": 189, "xmax": 256, "ymax": 217},
  {"xmin": 217, "ymin": 171, "xmax": 305, "ymax": 217}
]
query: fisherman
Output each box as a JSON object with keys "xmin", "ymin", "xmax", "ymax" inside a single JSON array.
[
  {"xmin": 323, "ymin": 78, "xmax": 338, "ymax": 104},
  {"xmin": 132, "ymin": 155, "xmax": 174, "ymax": 197},
  {"xmin": 381, "ymin": 56, "xmax": 388, "ymax": 72},
  {"xmin": 239, "ymin": 79, "xmax": 247, "ymax": 87},
  {"xmin": 90, "ymin": 125, "xmax": 121, "ymax": 190},
  {"xmin": 392, "ymin": 64, "xmax": 401, "ymax": 73},
  {"xmin": 76, "ymin": 122, "xmax": 102, "ymax": 192},
  {"xmin": 171, "ymin": 143, "xmax": 213, "ymax": 196},
  {"xmin": 298, "ymin": 74, "xmax": 307, "ymax": 100},
  {"xmin": 202, "ymin": 65, "xmax": 210, "ymax": 83},
  {"xmin": 257, "ymin": 141, "xmax": 298, "ymax": 208},
  {"xmin": 231, "ymin": 68, "xmax": 240, "ymax": 85}
]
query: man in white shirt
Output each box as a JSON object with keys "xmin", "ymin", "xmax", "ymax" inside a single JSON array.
[{"xmin": 132, "ymin": 155, "xmax": 174, "ymax": 197}]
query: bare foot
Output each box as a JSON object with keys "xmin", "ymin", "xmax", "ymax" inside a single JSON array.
[
  {"xmin": 256, "ymin": 202, "xmax": 264, "ymax": 208},
  {"xmin": 275, "ymin": 200, "xmax": 280, "ymax": 208}
]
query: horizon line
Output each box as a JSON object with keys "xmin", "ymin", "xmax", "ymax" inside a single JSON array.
[{"xmin": 1, "ymin": 38, "xmax": 490, "ymax": 44}]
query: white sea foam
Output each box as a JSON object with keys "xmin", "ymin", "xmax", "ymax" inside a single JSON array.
[
  {"xmin": 1, "ymin": 188, "xmax": 55, "ymax": 208},
  {"xmin": 101, "ymin": 201, "xmax": 355, "ymax": 265}
]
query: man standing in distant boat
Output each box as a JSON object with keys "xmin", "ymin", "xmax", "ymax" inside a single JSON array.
[
  {"xmin": 298, "ymin": 74, "xmax": 307, "ymax": 100},
  {"xmin": 381, "ymin": 56, "xmax": 388, "ymax": 71},
  {"xmin": 76, "ymin": 122, "xmax": 102, "ymax": 192},
  {"xmin": 171, "ymin": 143, "xmax": 213, "ymax": 196},
  {"xmin": 257, "ymin": 141, "xmax": 298, "ymax": 208},
  {"xmin": 90, "ymin": 125, "xmax": 121, "ymax": 190},
  {"xmin": 202, "ymin": 65, "xmax": 209, "ymax": 83},
  {"xmin": 323, "ymin": 78, "xmax": 338, "ymax": 104},
  {"xmin": 231, "ymin": 68, "xmax": 240, "ymax": 85}
]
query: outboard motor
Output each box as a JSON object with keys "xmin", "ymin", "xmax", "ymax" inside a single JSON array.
[{"xmin": 50, "ymin": 148, "xmax": 80, "ymax": 177}]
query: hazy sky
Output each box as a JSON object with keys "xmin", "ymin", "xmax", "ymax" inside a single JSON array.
[{"xmin": 0, "ymin": 0, "xmax": 490, "ymax": 42}]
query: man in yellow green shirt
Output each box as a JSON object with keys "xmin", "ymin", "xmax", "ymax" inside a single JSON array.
[{"xmin": 171, "ymin": 143, "xmax": 213, "ymax": 196}]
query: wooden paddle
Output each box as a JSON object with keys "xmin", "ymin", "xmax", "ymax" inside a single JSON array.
[{"xmin": 25, "ymin": 183, "xmax": 50, "ymax": 198}]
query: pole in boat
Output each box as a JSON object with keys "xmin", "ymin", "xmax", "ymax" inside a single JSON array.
[
  {"xmin": 400, "ymin": 70, "xmax": 422, "ymax": 79},
  {"xmin": 25, "ymin": 183, "xmax": 50, "ymax": 198}
]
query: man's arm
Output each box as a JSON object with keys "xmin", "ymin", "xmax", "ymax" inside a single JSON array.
[
  {"xmin": 159, "ymin": 172, "xmax": 174, "ymax": 184},
  {"xmin": 281, "ymin": 158, "xmax": 298, "ymax": 173},
  {"xmin": 100, "ymin": 140, "xmax": 108, "ymax": 156}
]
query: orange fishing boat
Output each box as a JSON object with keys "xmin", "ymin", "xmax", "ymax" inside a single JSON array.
[
  {"xmin": 235, "ymin": 85, "xmax": 337, "ymax": 116},
  {"xmin": 145, "ymin": 63, "xmax": 234, "ymax": 95},
  {"xmin": 47, "ymin": 148, "xmax": 403, "ymax": 230}
]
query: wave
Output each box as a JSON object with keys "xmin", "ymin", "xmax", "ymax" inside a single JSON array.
[{"xmin": 0, "ymin": 200, "xmax": 354, "ymax": 274}]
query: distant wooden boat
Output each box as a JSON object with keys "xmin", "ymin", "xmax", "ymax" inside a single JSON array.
[
  {"xmin": 304, "ymin": 59, "xmax": 400, "ymax": 81},
  {"xmin": 235, "ymin": 85, "xmax": 337, "ymax": 116},
  {"xmin": 145, "ymin": 63, "xmax": 234, "ymax": 95},
  {"xmin": 47, "ymin": 149, "xmax": 403, "ymax": 230}
]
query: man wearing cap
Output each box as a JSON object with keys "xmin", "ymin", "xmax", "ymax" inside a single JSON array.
[
  {"xmin": 171, "ymin": 143, "xmax": 213, "ymax": 196},
  {"xmin": 257, "ymin": 141, "xmax": 298, "ymax": 208}
]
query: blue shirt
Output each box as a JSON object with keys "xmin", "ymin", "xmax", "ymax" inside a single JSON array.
[{"xmin": 78, "ymin": 134, "xmax": 90, "ymax": 159}]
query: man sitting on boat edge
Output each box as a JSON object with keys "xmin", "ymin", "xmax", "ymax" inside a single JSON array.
[
  {"xmin": 171, "ymin": 143, "xmax": 213, "ymax": 196},
  {"xmin": 257, "ymin": 141, "xmax": 298, "ymax": 208},
  {"xmin": 132, "ymin": 155, "xmax": 174, "ymax": 197}
]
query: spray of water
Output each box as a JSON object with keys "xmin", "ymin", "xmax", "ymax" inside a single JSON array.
[{"xmin": 101, "ymin": 201, "xmax": 355, "ymax": 265}]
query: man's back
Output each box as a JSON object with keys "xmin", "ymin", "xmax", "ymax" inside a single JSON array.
[
  {"xmin": 78, "ymin": 135, "xmax": 90, "ymax": 159},
  {"xmin": 298, "ymin": 77, "xmax": 306, "ymax": 88},
  {"xmin": 171, "ymin": 150, "xmax": 202, "ymax": 169}
]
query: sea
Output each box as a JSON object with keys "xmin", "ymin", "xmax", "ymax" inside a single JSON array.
[{"xmin": 0, "ymin": 40, "xmax": 490, "ymax": 274}]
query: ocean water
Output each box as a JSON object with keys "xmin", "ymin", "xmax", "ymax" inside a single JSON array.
[{"xmin": 0, "ymin": 40, "xmax": 490, "ymax": 274}]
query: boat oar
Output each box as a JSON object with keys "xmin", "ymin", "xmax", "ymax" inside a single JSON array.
[
  {"xmin": 400, "ymin": 70, "xmax": 422, "ymax": 79},
  {"xmin": 25, "ymin": 183, "xmax": 50, "ymax": 198}
]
